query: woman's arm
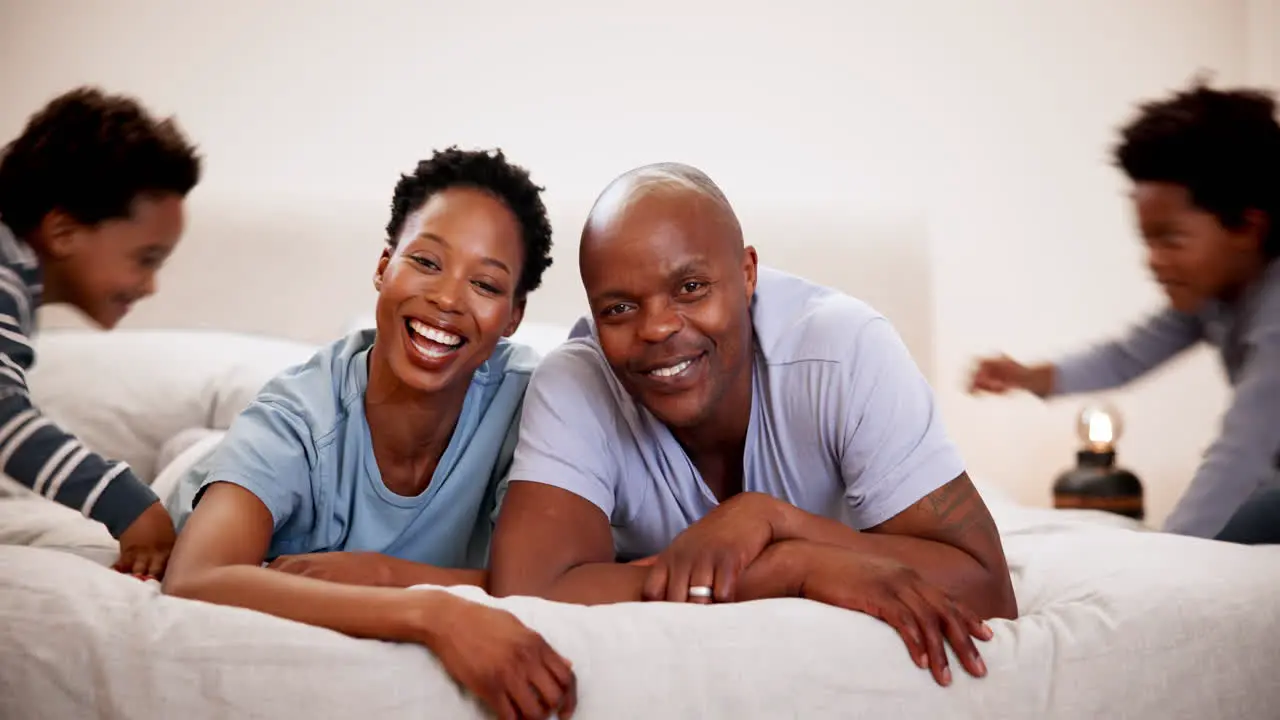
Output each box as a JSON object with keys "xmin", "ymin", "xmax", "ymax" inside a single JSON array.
[{"xmin": 163, "ymin": 481, "xmax": 577, "ymax": 719}]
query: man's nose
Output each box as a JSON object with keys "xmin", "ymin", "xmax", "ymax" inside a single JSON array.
[{"xmin": 637, "ymin": 302, "xmax": 681, "ymax": 343}]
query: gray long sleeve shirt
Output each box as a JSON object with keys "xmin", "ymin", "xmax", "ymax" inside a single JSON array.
[
  {"xmin": 1050, "ymin": 260, "xmax": 1280, "ymax": 538},
  {"xmin": 0, "ymin": 221, "xmax": 158, "ymax": 537}
]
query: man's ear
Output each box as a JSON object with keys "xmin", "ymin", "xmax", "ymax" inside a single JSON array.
[
  {"xmin": 742, "ymin": 245, "xmax": 759, "ymax": 298},
  {"xmin": 504, "ymin": 296, "xmax": 527, "ymax": 337},
  {"xmin": 373, "ymin": 247, "xmax": 393, "ymax": 291},
  {"xmin": 37, "ymin": 210, "xmax": 84, "ymax": 259}
]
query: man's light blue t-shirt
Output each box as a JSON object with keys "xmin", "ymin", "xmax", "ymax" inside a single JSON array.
[
  {"xmin": 505, "ymin": 266, "xmax": 966, "ymax": 560},
  {"xmin": 172, "ymin": 329, "xmax": 537, "ymax": 568}
]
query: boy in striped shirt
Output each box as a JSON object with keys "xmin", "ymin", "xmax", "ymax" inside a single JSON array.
[{"xmin": 0, "ymin": 87, "xmax": 201, "ymax": 578}]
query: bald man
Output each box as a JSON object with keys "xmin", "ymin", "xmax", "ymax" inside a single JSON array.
[{"xmin": 490, "ymin": 163, "xmax": 1017, "ymax": 687}]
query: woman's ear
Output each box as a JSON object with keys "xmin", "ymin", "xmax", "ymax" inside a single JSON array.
[
  {"xmin": 373, "ymin": 247, "xmax": 393, "ymax": 291},
  {"xmin": 503, "ymin": 297, "xmax": 527, "ymax": 337}
]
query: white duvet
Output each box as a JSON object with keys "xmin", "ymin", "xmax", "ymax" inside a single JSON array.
[{"xmin": 1, "ymin": 490, "xmax": 1278, "ymax": 719}]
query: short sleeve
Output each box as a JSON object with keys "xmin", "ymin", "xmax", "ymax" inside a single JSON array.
[
  {"xmin": 505, "ymin": 341, "xmax": 622, "ymax": 518},
  {"xmin": 838, "ymin": 317, "xmax": 966, "ymax": 528},
  {"xmin": 194, "ymin": 399, "xmax": 315, "ymax": 532}
]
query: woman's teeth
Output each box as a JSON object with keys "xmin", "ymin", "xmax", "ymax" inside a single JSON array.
[{"xmin": 408, "ymin": 318, "xmax": 463, "ymax": 347}]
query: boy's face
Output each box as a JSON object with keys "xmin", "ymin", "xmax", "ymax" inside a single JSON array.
[
  {"xmin": 43, "ymin": 194, "xmax": 185, "ymax": 329},
  {"xmin": 1134, "ymin": 182, "xmax": 1262, "ymax": 313}
]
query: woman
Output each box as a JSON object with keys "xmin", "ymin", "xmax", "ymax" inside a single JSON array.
[{"xmin": 162, "ymin": 147, "xmax": 575, "ymax": 719}]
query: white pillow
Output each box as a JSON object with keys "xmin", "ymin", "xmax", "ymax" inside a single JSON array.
[{"xmin": 29, "ymin": 329, "xmax": 317, "ymax": 484}]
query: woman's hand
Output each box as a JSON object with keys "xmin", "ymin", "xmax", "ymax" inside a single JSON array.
[{"xmin": 413, "ymin": 592, "xmax": 577, "ymax": 720}]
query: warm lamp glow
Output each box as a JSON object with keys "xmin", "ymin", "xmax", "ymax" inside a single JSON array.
[{"xmin": 1076, "ymin": 404, "xmax": 1122, "ymax": 451}]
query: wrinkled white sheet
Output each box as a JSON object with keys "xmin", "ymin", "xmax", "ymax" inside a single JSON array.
[{"xmin": 1, "ymin": 501, "xmax": 1277, "ymax": 719}]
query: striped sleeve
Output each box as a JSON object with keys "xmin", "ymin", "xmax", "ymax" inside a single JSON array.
[{"xmin": 0, "ymin": 272, "xmax": 158, "ymax": 538}]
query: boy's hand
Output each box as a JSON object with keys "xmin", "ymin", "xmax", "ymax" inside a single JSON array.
[
  {"xmin": 420, "ymin": 595, "xmax": 577, "ymax": 720},
  {"xmin": 969, "ymin": 355, "xmax": 1055, "ymax": 397},
  {"xmin": 114, "ymin": 501, "xmax": 176, "ymax": 579}
]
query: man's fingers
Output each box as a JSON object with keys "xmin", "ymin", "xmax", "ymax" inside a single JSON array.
[
  {"xmin": 867, "ymin": 600, "xmax": 928, "ymax": 670},
  {"xmin": 113, "ymin": 548, "xmax": 134, "ymax": 573},
  {"xmin": 931, "ymin": 594, "xmax": 986, "ymax": 678},
  {"xmin": 664, "ymin": 558, "xmax": 695, "ymax": 603},
  {"xmin": 901, "ymin": 588, "xmax": 949, "ymax": 686},
  {"xmin": 712, "ymin": 556, "xmax": 739, "ymax": 603},
  {"xmin": 641, "ymin": 562, "xmax": 669, "ymax": 602}
]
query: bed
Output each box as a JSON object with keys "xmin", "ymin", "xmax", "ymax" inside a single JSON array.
[{"xmin": 3, "ymin": 329, "xmax": 1278, "ymax": 719}]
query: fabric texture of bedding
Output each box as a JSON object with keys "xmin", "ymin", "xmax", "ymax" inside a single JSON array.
[
  {"xmin": 2, "ymin": 508, "xmax": 1278, "ymax": 719},
  {"xmin": 5, "ymin": 326, "xmax": 1277, "ymax": 719}
]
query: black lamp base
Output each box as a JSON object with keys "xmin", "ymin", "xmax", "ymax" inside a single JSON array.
[{"xmin": 1053, "ymin": 449, "xmax": 1145, "ymax": 520}]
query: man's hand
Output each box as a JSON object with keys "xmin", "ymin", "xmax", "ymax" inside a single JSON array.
[
  {"xmin": 795, "ymin": 541, "xmax": 992, "ymax": 687},
  {"xmin": 268, "ymin": 551, "xmax": 395, "ymax": 587},
  {"xmin": 641, "ymin": 491, "xmax": 783, "ymax": 603},
  {"xmin": 419, "ymin": 594, "xmax": 577, "ymax": 720},
  {"xmin": 114, "ymin": 500, "xmax": 176, "ymax": 579}
]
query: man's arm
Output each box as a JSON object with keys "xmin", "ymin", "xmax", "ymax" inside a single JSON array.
[
  {"xmin": 768, "ymin": 473, "xmax": 1016, "ymax": 619},
  {"xmin": 0, "ymin": 284, "xmax": 157, "ymax": 537},
  {"xmin": 1162, "ymin": 327, "xmax": 1280, "ymax": 538},
  {"xmin": 1047, "ymin": 307, "xmax": 1202, "ymax": 396},
  {"xmin": 489, "ymin": 481, "xmax": 800, "ymax": 603}
]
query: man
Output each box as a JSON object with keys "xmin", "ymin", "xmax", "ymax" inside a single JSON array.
[
  {"xmin": 969, "ymin": 81, "xmax": 1280, "ymax": 542},
  {"xmin": 490, "ymin": 163, "xmax": 1018, "ymax": 688}
]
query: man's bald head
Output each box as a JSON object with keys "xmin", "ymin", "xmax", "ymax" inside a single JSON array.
[
  {"xmin": 580, "ymin": 162, "xmax": 744, "ymax": 265},
  {"xmin": 576, "ymin": 162, "xmax": 759, "ymax": 433}
]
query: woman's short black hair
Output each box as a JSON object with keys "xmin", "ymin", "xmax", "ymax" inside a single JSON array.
[
  {"xmin": 386, "ymin": 147, "xmax": 554, "ymax": 296},
  {"xmin": 1114, "ymin": 80, "xmax": 1280, "ymax": 258},
  {"xmin": 0, "ymin": 86, "xmax": 201, "ymax": 238}
]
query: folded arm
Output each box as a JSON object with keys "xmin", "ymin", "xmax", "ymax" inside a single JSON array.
[
  {"xmin": 487, "ymin": 481, "xmax": 798, "ymax": 604},
  {"xmin": 765, "ymin": 473, "xmax": 1017, "ymax": 619},
  {"xmin": 163, "ymin": 482, "xmax": 478, "ymax": 640}
]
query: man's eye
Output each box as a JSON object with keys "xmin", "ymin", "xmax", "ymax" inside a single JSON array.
[{"xmin": 680, "ymin": 281, "xmax": 706, "ymax": 294}]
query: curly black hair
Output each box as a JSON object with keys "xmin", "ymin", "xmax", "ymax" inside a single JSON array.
[
  {"xmin": 0, "ymin": 86, "xmax": 201, "ymax": 238},
  {"xmin": 385, "ymin": 147, "xmax": 554, "ymax": 296},
  {"xmin": 1114, "ymin": 79, "xmax": 1280, "ymax": 258}
]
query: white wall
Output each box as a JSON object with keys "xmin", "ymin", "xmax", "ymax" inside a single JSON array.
[{"xmin": 0, "ymin": 0, "xmax": 1266, "ymax": 525}]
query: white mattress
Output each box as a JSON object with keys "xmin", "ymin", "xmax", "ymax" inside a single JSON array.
[{"xmin": 1, "ymin": 489, "xmax": 1277, "ymax": 719}]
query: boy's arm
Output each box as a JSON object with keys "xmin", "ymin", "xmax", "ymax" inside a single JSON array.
[
  {"xmin": 1047, "ymin": 307, "xmax": 1202, "ymax": 395},
  {"xmin": 0, "ymin": 290, "xmax": 158, "ymax": 537}
]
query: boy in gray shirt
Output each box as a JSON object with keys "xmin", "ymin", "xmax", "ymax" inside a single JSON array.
[{"xmin": 970, "ymin": 81, "xmax": 1280, "ymax": 542}]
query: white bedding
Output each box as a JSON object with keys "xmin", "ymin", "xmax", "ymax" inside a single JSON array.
[
  {"xmin": 1, "ymin": 494, "xmax": 1277, "ymax": 719},
  {"xmin": 6, "ymin": 328, "xmax": 1278, "ymax": 718}
]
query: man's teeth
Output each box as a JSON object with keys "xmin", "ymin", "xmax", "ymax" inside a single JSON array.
[
  {"xmin": 409, "ymin": 319, "xmax": 463, "ymax": 347},
  {"xmin": 650, "ymin": 359, "xmax": 693, "ymax": 377}
]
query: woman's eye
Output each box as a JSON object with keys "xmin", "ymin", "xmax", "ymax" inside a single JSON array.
[{"xmin": 413, "ymin": 257, "xmax": 440, "ymax": 270}]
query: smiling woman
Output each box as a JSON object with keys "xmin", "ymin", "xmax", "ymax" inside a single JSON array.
[{"xmin": 159, "ymin": 147, "xmax": 578, "ymax": 719}]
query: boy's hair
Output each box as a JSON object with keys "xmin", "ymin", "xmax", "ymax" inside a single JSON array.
[
  {"xmin": 1114, "ymin": 79, "xmax": 1280, "ymax": 258},
  {"xmin": 386, "ymin": 147, "xmax": 554, "ymax": 297},
  {"xmin": 0, "ymin": 87, "xmax": 202, "ymax": 238}
]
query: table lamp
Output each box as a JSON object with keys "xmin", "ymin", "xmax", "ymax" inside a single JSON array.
[{"xmin": 1052, "ymin": 403, "xmax": 1144, "ymax": 520}]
